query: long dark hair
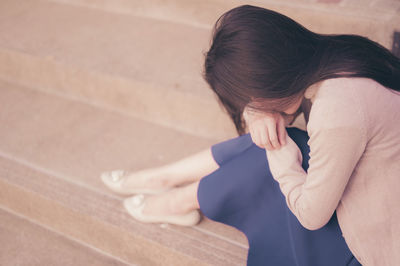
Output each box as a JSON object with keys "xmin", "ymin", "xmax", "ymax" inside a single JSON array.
[{"xmin": 203, "ymin": 5, "xmax": 400, "ymax": 135}]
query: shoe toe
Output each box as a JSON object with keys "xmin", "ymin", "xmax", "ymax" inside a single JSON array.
[
  {"xmin": 123, "ymin": 195, "xmax": 146, "ymax": 221},
  {"xmin": 128, "ymin": 194, "xmax": 145, "ymax": 207},
  {"xmin": 100, "ymin": 170, "xmax": 125, "ymax": 185},
  {"xmin": 100, "ymin": 172, "xmax": 111, "ymax": 185},
  {"xmin": 110, "ymin": 170, "xmax": 125, "ymax": 182}
]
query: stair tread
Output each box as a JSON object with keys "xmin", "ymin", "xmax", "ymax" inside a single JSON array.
[
  {"xmin": 0, "ymin": 79, "xmax": 248, "ymax": 265},
  {"xmin": 0, "ymin": 0, "xmax": 212, "ymax": 98},
  {"xmin": 0, "ymin": 0, "xmax": 238, "ymax": 140},
  {"xmin": 0, "ymin": 208, "xmax": 129, "ymax": 266}
]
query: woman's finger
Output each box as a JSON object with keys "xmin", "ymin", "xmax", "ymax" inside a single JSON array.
[
  {"xmin": 277, "ymin": 115, "xmax": 287, "ymax": 146},
  {"xmin": 249, "ymin": 124, "xmax": 257, "ymax": 145},
  {"xmin": 250, "ymin": 124, "xmax": 264, "ymax": 149},
  {"xmin": 266, "ymin": 118, "xmax": 280, "ymax": 150},
  {"xmin": 260, "ymin": 125, "xmax": 273, "ymax": 150}
]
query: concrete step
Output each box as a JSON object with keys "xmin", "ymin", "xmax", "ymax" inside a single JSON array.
[
  {"xmin": 49, "ymin": 0, "xmax": 400, "ymax": 49},
  {"xmin": 0, "ymin": 0, "xmax": 237, "ymax": 141},
  {"xmin": 0, "ymin": 79, "xmax": 248, "ymax": 265},
  {"xmin": 0, "ymin": 208, "xmax": 129, "ymax": 266},
  {"xmin": 1, "ymin": 1, "xmax": 397, "ymax": 143}
]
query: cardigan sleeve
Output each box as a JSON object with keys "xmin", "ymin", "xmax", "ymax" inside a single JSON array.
[{"xmin": 266, "ymin": 87, "xmax": 368, "ymax": 230}]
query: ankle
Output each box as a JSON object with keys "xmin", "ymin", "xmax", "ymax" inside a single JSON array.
[
  {"xmin": 168, "ymin": 188, "xmax": 197, "ymax": 214},
  {"xmin": 156, "ymin": 165, "xmax": 182, "ymax": 187}
]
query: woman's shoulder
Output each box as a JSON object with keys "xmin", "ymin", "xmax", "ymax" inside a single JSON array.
[
  {"xmin": 312, "ymin": 77, "xmax": 383, "ymax": 100},
  {"xmin": 306, "ymin": 77, "xmax": 400, "ymax": 145},
  {"xmin": 306, "ymin": 77, "xmax": 376, "ymax": 131},
  {"xmin": 313, "ymin": 77, "xmax": 399, "ymax": 113}
]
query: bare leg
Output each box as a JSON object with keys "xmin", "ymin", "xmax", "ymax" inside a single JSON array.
[
  {"xmin": 122, "ymin": 148, "xmax": 219, "ymax": 191},
  {"xmin": 123, "ymin": 148, "xmax": 218, "ymax": 217}
]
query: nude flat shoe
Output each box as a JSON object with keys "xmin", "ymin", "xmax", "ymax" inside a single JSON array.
[
  {"xmin": 100, "ymin": 170, "xmax": 169, "ymax": 196},
  {"xmin": 123, "ymin": 194, "xmax": 201, "ymax": 226}
]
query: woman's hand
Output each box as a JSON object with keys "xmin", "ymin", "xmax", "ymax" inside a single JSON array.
[
  {"xmin": 243, "ymin": 106, "xmax": 288, "ymax": 150},
  {"xmin": 266, "ymin": 134, "xmax": 303, "ymax": 177}
]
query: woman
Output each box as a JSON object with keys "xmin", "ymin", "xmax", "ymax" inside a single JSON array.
[{"xmin": 101, "ymin": 5, "xmax": 400, "ymax": 265}]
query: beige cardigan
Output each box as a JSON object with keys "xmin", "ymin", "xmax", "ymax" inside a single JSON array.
[{"xmin": 266, "ymin": 77, "xmax": 400, "ymax": 266}]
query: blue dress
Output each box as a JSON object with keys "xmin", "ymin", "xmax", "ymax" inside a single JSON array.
[{"xmin": 197, "ymin": 127, "xmax": 361, "ymax": 266}]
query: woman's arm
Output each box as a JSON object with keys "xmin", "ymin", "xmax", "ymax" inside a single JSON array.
[
  {"xmin": 266, "ymin": 88, "xmax": 368, "ymax": 230},
  {"xmin": 267, "ymin": 126, "xmax": 367, "ymax": 230}
]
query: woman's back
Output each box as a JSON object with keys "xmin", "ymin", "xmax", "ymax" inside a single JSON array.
[{"xmin": 306, "ymin": 77, "xmax": 400, "ymax": 265}]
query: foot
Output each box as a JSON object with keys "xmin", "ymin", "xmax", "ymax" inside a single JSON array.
[
  {"xmin": 123, "ymin": 192, "xmax": 201, "ymax": 226},
  {"xmin": 100, "ymin": 167, "xmax": 172, "ymax": 195},
  {"xmin": 122, "ymin": 168, "xmax": 171, "ymax": 192},
  {"xmin": 140, "ymin": 188, "xmax": 191, "ymax": 216}
]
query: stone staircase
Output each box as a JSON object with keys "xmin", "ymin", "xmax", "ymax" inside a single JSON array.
[{"xmin": 0, "ymin": 0, "xmax": 398, "ymax": 265}]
